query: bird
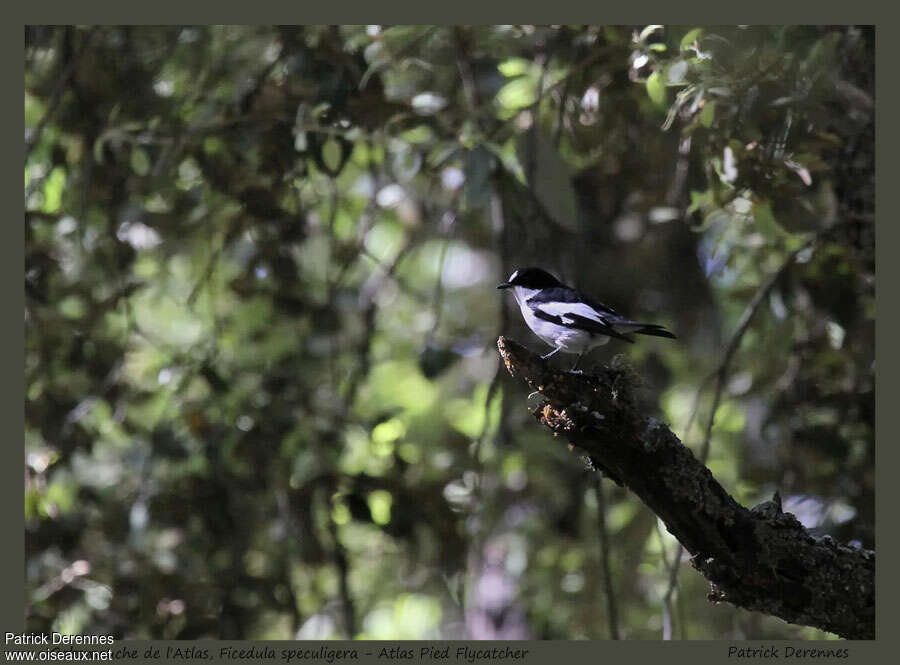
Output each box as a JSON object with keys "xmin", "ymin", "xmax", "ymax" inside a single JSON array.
[{"xmin": 497, "ymin": 267, "xmax": 676, "ymax": 370}]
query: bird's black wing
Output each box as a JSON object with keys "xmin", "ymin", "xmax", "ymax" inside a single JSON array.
[
  {"xmin": 528, "ymin": 287, "xmax": 621, "ymax": 317},
  {"xmin": 528, "ymin": 287, "xmax": 675, "ymax": 341},
  {"xmin": 531, "ymin": 308, "xmax": 636, "ymax": 344}
]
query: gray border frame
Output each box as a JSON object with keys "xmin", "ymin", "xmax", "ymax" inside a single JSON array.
[{"xmin": 8, "ymin": 9, "xmax": 892, "ymax": 664}]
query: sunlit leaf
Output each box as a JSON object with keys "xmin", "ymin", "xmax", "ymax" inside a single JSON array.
[
  {"xmin": 646, "ymin": 70, "xmax": 667, "ymax": 107},
  {"xmin": 368, "ymin": 490, "xmax": 392, "ymax": 525},
  {"xmin": 321, "ymin": 138, "xmax": 344, "ymax": 173},
  {"xmin": 498, "ymin": 58, "xmax": 531, "ymax": 77},
  {"xmin": 700, "ymin": 100, "xmax": 716, "ymax": 127},
  {"xmin": 680, "ymin": 28, "xmax": 703, "ymax": 50},
  {"xmin": 496, "ymin": 77, "xmax": 537, "ymax": 110},
  {"xmin": 42, "ymin": 167, "xmax": 66, "ymax": 213},
  {"xmin": 639, "ymin": 25, "xmax": 664, "ymax": 42},
  {"xmin": 130, "ymin": 147, "xmax": 151, "ymax": 176}
]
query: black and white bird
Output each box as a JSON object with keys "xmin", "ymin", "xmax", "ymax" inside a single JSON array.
[{"xmin": 498, "ymin": 267, "xmax": 675, "ymax": 369}]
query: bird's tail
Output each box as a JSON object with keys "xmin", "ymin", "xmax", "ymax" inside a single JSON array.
[{"xmin": 633, "ymin": 324, "xmax": 677, "ymax": 339}]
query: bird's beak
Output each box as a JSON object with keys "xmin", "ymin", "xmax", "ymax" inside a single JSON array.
[{"xmin": 497, "ymin": 283, "xmax": 512, "ymax": 290}]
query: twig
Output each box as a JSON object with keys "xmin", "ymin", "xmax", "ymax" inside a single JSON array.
[
  {"xmin": 354, "ymin": 243, "xmax": 428, "ymax": 302},
  {"xmin": 426, "ymin": 207, "xmax": 458, "ymax": 343},
  {"xmin": 275, "ymin": 490, "xmax": 304, "ymax": 636},
  {"xmin": 453, "ymin": 28, "xmax": 482, "ymax": 111},
  {"xmin": 654, "ymin": 518, "xmax": 678, "ymax": 640},
  {"xmin": 186, "ymin": 239, "xmax": 225, "ymax": 308},
  {"xmin": 328, "ymin": 508, "xmax": 356, "ymax": 638},
  {"xmin": 552, "ymin": 76, "xmax": 572, "ymax": 148},
  {"xmin": 330, "ymin": 149, "xmax": 380, "ymax": 292},
  {"xmin": 343, "ymin": 237, "xmax": 416, "ymax": 414},
  {"xmin": 594, "ymin": 477, "xmax": 621, "ymax": 639}
]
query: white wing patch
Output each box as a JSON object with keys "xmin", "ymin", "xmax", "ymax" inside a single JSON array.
[{"xmin": 535, "ymin": 301, "xmax": 607, "ymax": 324}]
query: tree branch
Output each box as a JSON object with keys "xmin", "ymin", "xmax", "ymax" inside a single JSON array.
[
  {"xmin": 497, "ymin": 336, "xmax": 875, "ymax": 639},
  {"xmin": 661, "ymin": 220, "xmax": 869, "ymax": 635}
]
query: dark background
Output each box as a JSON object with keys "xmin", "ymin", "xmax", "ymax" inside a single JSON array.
[{"xmin": 24, "ymin": 25, "xmax": 874, "ymax": 639}]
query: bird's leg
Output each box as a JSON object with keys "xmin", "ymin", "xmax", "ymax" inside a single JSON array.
[
  {"xmin": 570, "ymin": 352, "xmax": 585, "ymax": 372},
  {"xmin": 540, "ymin": 347, "xmax": 562, "ymax": 360}
]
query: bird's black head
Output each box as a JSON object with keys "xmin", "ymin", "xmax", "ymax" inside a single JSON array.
[{"xmin": 497, "ymin": 267, "xmax": 563, "ymax": 290}]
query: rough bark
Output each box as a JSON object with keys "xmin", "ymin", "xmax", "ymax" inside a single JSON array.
[{"xmin": 497, "ymin": 336, "xmax": 874, "ymax": 640}]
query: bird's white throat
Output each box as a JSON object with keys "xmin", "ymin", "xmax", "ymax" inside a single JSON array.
[{"xmin": 512, "ymin": 286, "xmax": 539, "ymax": 308}]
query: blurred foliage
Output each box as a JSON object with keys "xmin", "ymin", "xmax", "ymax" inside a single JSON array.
[{"xmin": 25, "ymin": 25, "xmax": 873, "ymax": 640}]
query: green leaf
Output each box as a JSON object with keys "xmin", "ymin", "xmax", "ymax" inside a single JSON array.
[
  {"xmin": 753, "ymin": 199, "xmax": 782, "ymax": 240},
  {"xmin": 680, "ymin": 28, "xmax": 703, "ymax": 51},
  {"xmin": 639, "ymin": 25, "xmax": 663, "ymax": 42},
  {"xmin": 496, "ymin": 77, "xmax": 537, "ymax": 110},
  {"xmin": 498, "ymin": 57, "xmax": 531, "ymax": 77},
  {"xmin": 372, "ymin": 418, "xmax": 406, "ymax": 447},
  {"xmin": 485, "ymin": 139, "xmax": 526, "ymax": 185},
  {"xmin": 321, "ymin": 138, "xmax": 343, "ymax": 173},
  {"xmin": 646, "ymin": 71, "xmax": 667, "ymax": 107},
  {"xmin": 368, "ymin": 490, "xmax": 392, "ymax": 525},
  {"xmin": 58, "ymin": 295, "xmax": 86, "ymax": 319},
  {"xmin": 130, "ymin": 147, "xmax": 150, "ymax": 176},
  {"xmin": 700, "ymin": 100, "xmax": 716, "ymax": 127},
  {"xmin": 42, "ymin": 167, "xmax": 66, "ymax": 213},
  {"xmin": 400, "ymin": 125, "xmax": 434, "ymax": 144},
  {"xmin": 688, "ymin": 189, "xmax": 713, "ymax": 215},
  {"xmin": 516, "ymin": 129, "xmax": 580, "ymax": 232}
]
